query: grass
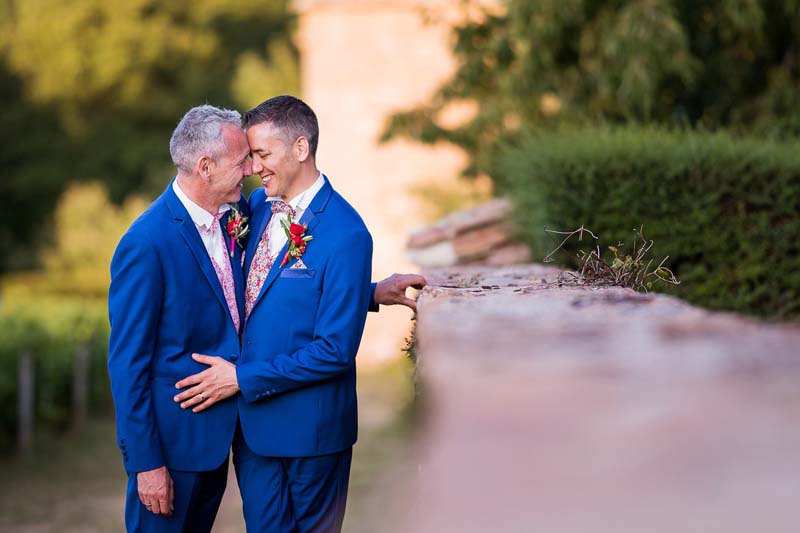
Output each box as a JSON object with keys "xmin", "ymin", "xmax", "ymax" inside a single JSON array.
[
  {"xmin": 0, "ymin": 418, "xmax": 127, "ymax": 532},
  {"xmin": 0, "ymin": 356, "xmax": 417, "ymax": 532}
]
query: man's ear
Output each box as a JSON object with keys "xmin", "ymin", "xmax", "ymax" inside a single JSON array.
[
  {"xmin": 196, "ymin": 155, "xmax": 213, "ymax": 179},
  {"xmin": 295, "ymin": 136, "xmax": 310, "ymax": 163}
]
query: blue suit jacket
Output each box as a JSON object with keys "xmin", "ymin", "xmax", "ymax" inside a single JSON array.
[
  {"xmin": 237, "ymin": 176, "xmax": 373, "ymax": 457},
  {"xmin": 108, "ymin": 181, "xmax": 246, "ymax": 473}
]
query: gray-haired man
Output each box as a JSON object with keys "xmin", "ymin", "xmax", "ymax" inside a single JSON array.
[{"xmin": 109, "ymin": 105, "xmax": 252, "ymax": 532}]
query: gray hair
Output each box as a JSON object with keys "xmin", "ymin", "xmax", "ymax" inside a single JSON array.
[{"xmin": 169, "ymin": 105, "xmax": 242, "ymax": 173}]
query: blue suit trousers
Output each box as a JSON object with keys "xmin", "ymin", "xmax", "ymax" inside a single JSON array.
[
  {"xmin": 124, "ymin": 458, "xmax": 228, "ymax": 532},
  {"xmin": 233, "ymin": 424, "xmax": 352, "ymax": 533}
]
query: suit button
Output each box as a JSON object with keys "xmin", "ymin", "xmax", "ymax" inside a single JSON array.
[{"xmin": 230, "ymin": 354, "xmax": 239, "ymax": 361}]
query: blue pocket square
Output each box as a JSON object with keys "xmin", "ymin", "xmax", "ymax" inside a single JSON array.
[{"xmin": 279, "ymin": 269, "xmax": 316, "ymax": 279}]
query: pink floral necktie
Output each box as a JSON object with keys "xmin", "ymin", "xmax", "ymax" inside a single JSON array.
[
  {"xmin": 244, "ymin": 201, "xmax": 295, "ymax": 320},
  {"xmin": 205, "ymin": 213, "xmax": 240, "ymax": 333}
]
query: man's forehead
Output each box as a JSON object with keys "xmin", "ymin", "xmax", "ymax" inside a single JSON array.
[
  {"xmin": 221, "ymin": 123, "xmax": 246, "ymax": 142},
  {"xmin": 218, "ymin": 125, "xmax": 249, "ymax": 160},
  {"xmin": 246, "ymin": 121, "xmax": 284, "ymax": 142},
  {"xmin": 236, "ymin": 143, "xmax": 250, "ymax": 159}
]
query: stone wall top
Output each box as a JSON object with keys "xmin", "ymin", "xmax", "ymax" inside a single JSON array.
[{"xmin": 399, "ymin": 263, "xmax": 800, "ymax": 532}]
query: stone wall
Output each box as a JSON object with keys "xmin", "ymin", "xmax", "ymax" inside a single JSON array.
[{"xmin": 400, "ymin": 264, "xmax": 800, "ymax": 532}]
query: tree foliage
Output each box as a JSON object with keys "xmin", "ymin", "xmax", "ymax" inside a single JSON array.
[
  {"xmin": 0, "ymin": 0, "xmax": 297, "ymax": 273},
  {"xmin": 43, "ymin": 183, "xmax": 150, "ymax": 297},
  {"xmin": 383, "ymin": 0, "xmax": 800, "ymax": 182}
]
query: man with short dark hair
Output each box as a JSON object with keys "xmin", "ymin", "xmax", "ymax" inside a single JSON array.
[{"xmin": 174, "ymin": 95, "xmax": 385, "ymax": 532}]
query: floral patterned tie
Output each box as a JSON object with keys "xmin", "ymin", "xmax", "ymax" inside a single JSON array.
[
  {"xmin": 205, "ymin": 213, "xmax": 240, "ymax": 333},
  {"xmin": 244, "ymin": 201, "xmax": 296, "ymax": 320}
]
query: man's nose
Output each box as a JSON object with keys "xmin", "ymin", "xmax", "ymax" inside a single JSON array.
[{"xmin": 243, "ymin": 160, "xmax": 253, "ymax": 175}]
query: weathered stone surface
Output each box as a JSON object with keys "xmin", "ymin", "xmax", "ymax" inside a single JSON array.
[
  {"xmin": 484, "ymin": 242, "xmax": 531, "ymax": 266},
  {"xmin": 406, "ymin": 199, "xmax": 530, "ymax": 267},
  {"xmin": 451, "ymin": 221, "xmax": 513, "ymax": 260},
  {"xmin": 406, "ymin": 239, "xmax": 458, "ymax": 268},
  {"xmin": 400, "ymin": 264, "xmax": 800, "ymax": 533},
  {"xmin": 407, "ymin": 198, "xmax": 513, "ymax": 249},
  {"xmin": 406, "ymin": 225, "xmax": 450, "ymax": 250}
]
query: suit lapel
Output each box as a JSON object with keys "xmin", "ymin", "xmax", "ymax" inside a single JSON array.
[
  {"xmin": 249, "ymin": 177, "xmax": 333, "ymax": 315},
  {"xmin": 166, "ymin": 181, "xmax": 233, "ymax": 329}
]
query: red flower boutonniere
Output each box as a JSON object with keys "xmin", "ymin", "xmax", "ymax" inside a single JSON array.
[
  {"xmin": 280, "ymin": 215, "xmax": 314, "ymax": 267},
  {"xmin": 226, "ymin": 205, "xmax": 249, "ymax": 257}
]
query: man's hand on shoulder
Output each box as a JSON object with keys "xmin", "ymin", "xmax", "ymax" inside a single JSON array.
[
  {"xmin": 174, "ymin": 354, "xmax": 240, "ymax": 413},
  {"xmin": 374, "ymin": 273, "xmax": 427, "ymax": 311},
  {"xmin": 137, "ymin": 465, "xmax": 173, "ymax": 516}
]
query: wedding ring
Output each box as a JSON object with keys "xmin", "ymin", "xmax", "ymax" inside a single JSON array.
[
  {"xmin": 199, "ymin": 393, "xmax": 206, "ymax": 401},
  {"xmin": 145, "ymin": 504, "xmax": 152, "ymax": 508}
]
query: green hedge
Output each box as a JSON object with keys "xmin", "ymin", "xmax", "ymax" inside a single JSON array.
[
  {"xmin": 499, "ymin": 127, "xmax": 800, "ymax": 319},
  {"xmin": 0, "ymin": 302, "xmax": 110, "ymax": 451}
]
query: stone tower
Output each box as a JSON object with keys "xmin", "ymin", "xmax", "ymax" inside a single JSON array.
[{"xmin": 293, "ymin": 0, "xmax": 493, "ymax": 362}]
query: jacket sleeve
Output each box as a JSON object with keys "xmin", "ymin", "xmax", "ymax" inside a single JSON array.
[
  {"xmin": 107, "ymin": 233, "xmax": 165, "ymax": 472},
  {"xmin": 368, "ymin": 282, "xmax": 379, "ymax": 312},
  {"xmin": 237, "ymin": 229, "xmax": 373, "ymax": 402}
]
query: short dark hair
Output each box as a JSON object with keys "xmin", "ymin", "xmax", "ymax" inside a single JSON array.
[{"xmin": 243, "ymin": 95, "xmax": 319, "ymax": 158}]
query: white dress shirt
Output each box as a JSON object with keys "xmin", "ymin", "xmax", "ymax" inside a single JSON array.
[
  {"xmin": 173, "ymin": 180, "xmax": 231, "ymax": 267},
  {"xmin": 265, "ymin": 173, "xmax": 325, "ymax": 259}
]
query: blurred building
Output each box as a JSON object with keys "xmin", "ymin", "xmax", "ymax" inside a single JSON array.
[{"xmin": 293, "ymin": 0, "xmax": 499, "ymax": 363}]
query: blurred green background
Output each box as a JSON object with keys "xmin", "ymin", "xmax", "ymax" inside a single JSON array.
[
  {"xmin": 1, "ymin": 0, "xmax": 799, "ymax": 529},
  {"xmin": 1, "ymin": 0, "xmax": 299, "ymax": 457},
  {"xmin": 386, "ymin": 0, "xmax": 800, "ymax": 318}
]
